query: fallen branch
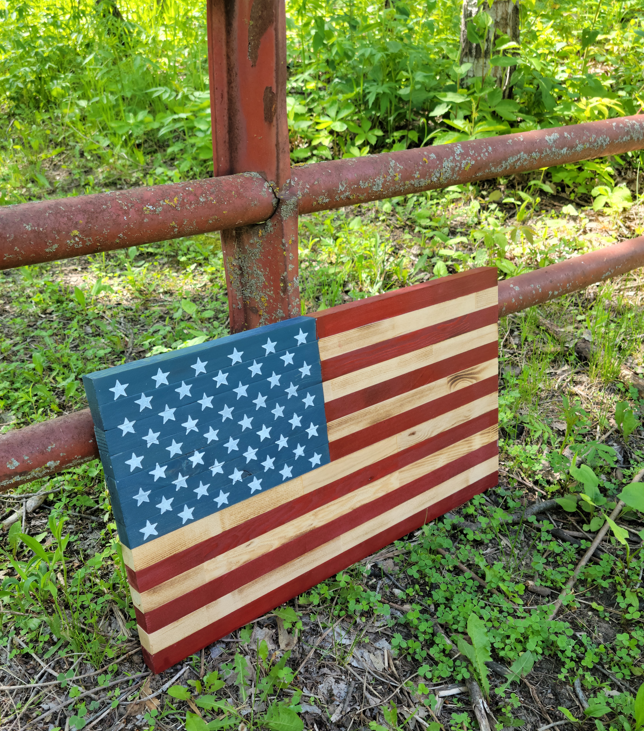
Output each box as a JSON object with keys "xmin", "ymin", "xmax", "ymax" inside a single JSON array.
[
  {"xmin": 446, "ymin": 498, "xmax": 570, "ymax": 532},
  {"xmin": 2, "ymin": 492, "xmax": 46, "ymax": 531}
]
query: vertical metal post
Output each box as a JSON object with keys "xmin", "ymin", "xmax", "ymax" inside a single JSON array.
[{"xmin": 207, "ymin": 0, "xmax": 299, "ymax": 332}]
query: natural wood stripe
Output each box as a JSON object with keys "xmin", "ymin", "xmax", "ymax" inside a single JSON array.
[
  {"xmin": 122, "ymin": 390, "xmax": 498, "ymax": 572},
  {"xmin": 131, "ymin": 424, "xmax": 497, "ymax": 614},
  {"xmin": 322, "ymin": 324, "xmax": 497, "ymax": 402},
  {"xmin": 138, "ymin": 455, "xmax": 498, "ymax": 654},
  {"xmin": 317, "ymin": 287, "xmax": 497, "ymax": 361},
  {"xmin": 327, "ymin": 359, "xmax": 497, "ymax": 442}
]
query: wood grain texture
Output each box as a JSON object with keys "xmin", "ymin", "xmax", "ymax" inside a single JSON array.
[
  {"xmin": 139, "ymin": 455, "xmax": 498, "ymax": 654},
  {"xmin": 125, "ymin": 407, "xmax": 498, "ymax": 594},
  {"xmin": 318, "ymin": 291, "xmax": 496, "ymax": 364},
  {"xmin": 322, "ymin": 324, "xmax": 497, "ymax": 403},
  {"xmin": 327, "ymin": 358, "xmax": 497, "ymax": 441},
  {"xmin": 133, "ymin": 425, "xmax": 497, "ymax": 618},
  {"xmin": 311, "ymin": 268, "xmax": 497, "ymax": 338},
  {"xmin": 123, "ymin": 391, "xmax": 497, "ymax": 575}
]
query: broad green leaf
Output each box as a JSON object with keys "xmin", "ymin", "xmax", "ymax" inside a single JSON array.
[
  {"xmin": 265, "ymin": 704, "xmax": 304, "ymax": 731},
  {"xmin": 466, "ymin": 614, "xmax": 492, "ymax": 697},
  {"xmin": 18, "ymin": 534, "xmax": 51, "ymax": 564},
  {"xmin": 195, "ymin": 696, "xmax": 229, "ymax": 711},
  {"xmin": 556, "ymin": 496, "xmax": 578, "ymax": 513},
  {"xmin": 436, "ymin": 92, "xmax": 469, "ymax": 104},
  {"xmin": 506, "ymin": 651, "xmax": 535, "ymax": 682},
  {"xmin": 167, "ymin": 685, "xmax": 192, "ymax": 700},
  {"xmin": 181, "ymin": 299, "xmax": 197, "ymax": 317},
  {"xmin": 570, "ymin": 463, "xmax": 602, "ymax": 503},
  {"xmin": 466, "ymin": 20, "xmax": 482, "ymax": 45},
  {"xmin": 606, "ymin": 517, "xmax": 628, "ymax": 546},
  {"xmin": 619, "ymin": 482, "xmax": 644, "ymax": 513},
  {"xmin": 634, "ymin": 680, "xmax": 644, "ymax": 729},
  {"xmin": 73, "ymin": 287, "xmax": 86, "ymax": 307},
  {"xmin": 558, "ymin": 707, "xmax": 578, "ymax": 723},
  {"xmin": 490, "ymin": 56, "xmax": 518, "ymax": 67},
  {"xmin": 186, "ymin": 712, "xmax": 209, "ymax": 731},
  {"xmin": 584, "ymin": 703, "xmax": 610, "ymax": 718}
]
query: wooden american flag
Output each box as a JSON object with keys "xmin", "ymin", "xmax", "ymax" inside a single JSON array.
[{"xmin": 83, "ymin": 268, "xmax": 498, "ymax": 673}]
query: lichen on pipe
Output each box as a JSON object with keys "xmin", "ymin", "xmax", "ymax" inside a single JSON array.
[
  {"xmin": 294, "ymin": 115, "xmax": 644, "ymax": 213},
  {"xmin": 0, "ymin": 172, "xmax": 277, "ymax": 270}
]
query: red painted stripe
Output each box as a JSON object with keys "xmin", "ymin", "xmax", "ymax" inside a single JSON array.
[
  {"xmin": 136, "ymin": 440, "xmax": 497, "ymax": 634},
  {"xmin": 141, "ymin": 469, "xmax": 498, "ymax": 673},
  {"xmin": 129, "ymin": 408, "xmax": 497, "ymax": 594},
  {"xmin": 329, "ymin": 376, "xmax": 497, "ymax": 461},
  {"xmin": 321, "ymin": 305, "xmax": 497, "ymax": 381},
  {"xmin": 325, "ymin": 341, "xmax": 497, "ymax": 422},
  {"xmin": 311, "ymin": 268, "xmax": 497, "ymax": 338}
]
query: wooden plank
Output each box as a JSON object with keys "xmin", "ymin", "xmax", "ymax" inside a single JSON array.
[
  {"xmin": 126, "ymin": 408, "xmax": 498, "ymax": 594},
  {"xmin": 322, "ymin": 323, "xmax": 497, "ymax": 402},
  {"xmin": 327, "ymin": 359, "xmax": 497, "ymax": 441},
  {"xmin": 123, "ymin": 392, "xmax": 497, "ymax": 574},
  {"xmin": 318, "ymin": 289, "xmax": 496, "ymax": 363},
  {"xmin": 311, "ymin": 268, "xmax": 497, "ymax": 338},
  {"xmin": 139, "ymin": 456, "xmax": 498, "ymax": 655},
  {"xmin": 133, "ymin": 425, "xmax": 497, "ymax": 616}
]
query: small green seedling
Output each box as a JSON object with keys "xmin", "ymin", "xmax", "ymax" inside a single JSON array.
[{"xmin": 616, "ymin": 401, "xmax": 641, "ymax": 441}]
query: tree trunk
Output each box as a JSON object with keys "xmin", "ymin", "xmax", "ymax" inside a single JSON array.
[{"xmin": 459, "ymin": 0, "xmax": 520, "ymax": 96}]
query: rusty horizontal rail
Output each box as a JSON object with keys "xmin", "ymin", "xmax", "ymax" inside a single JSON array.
[
  {"xmin": 2, "ymin": 234, "xmax": 644, "ymax": 491},
  {"xmin": 2, "ymin": 116, "xmax": 644, "ymax": 270},
  {"xmin": 0, "ymin": 173, "xmax": 277, "ymax": 269}
]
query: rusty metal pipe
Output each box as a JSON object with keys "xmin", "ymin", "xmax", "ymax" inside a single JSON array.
[
  {"xmin": 3, "ymin": 235, "xmax": 644, "ymax": 491},
  {"xmin": 0, "ymin": 173, "xmax": 277, "ymax": 270},
  {"xmin": 0, "ymin": 410, "xmax": 98, "ymax": 491},
  {"xmin": 498, "ymin": 235, "xmax": 644, "ymax": 316},
  {"xmin": 294, "ymin": 115, "xmax": 644, "ymax": 213}
]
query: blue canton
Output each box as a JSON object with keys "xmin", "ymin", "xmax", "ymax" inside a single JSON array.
[{"xmin": 83, "ymin": 317, "xmax": 330, "ymax": 549}]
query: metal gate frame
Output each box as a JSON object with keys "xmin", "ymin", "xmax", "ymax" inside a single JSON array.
[{"xmin": 2, "ymin": 0, "xmax": 644, "ymax": 490}]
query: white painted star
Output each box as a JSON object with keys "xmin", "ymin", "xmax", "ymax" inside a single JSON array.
[
  {"xmin": 253, "ymin": 393, "xmax": 267, "ymax": 409},
  {"xmin": 306, "ymin": 423, "xmax": 319, "ymax": 438},
  {"xmin": 309, "ymin": 452, "xmax": 322, "ymax": 468},
  {"xmin": 229, "ymin": 467, "xmax": 244, "ymax": 484},
  {"xmin": 157, "ymin": 496, "xmax": 174, "ymax": 514},
  {"xmin": 140, "ymin": 521, "xmax": 158, "ymax": 540},
  {"xmin": 289, "ymin": 414, "xmax": 302, "ymax": 429},
  {"xmin": 194, "ymin": 481, "xmax": 210, "ymax": 499},
  {"xmin": 257, "ymin": 424, "xmax": 271, "ymax": 442},
  {"xmin": 279, "ymin": 464, "xmax": 293, "ymax": 481},
  {"xmin": 262, "ymin": 456, "xmax": 275, "ymax": 471},
  {"xmin": 228, "ymin": 348, "xmax": 243, "ymax": 365},
  {"xmin": 209, "ymin": 459, "xmax": 224, "ymax": 476},
  {"xmin": 135, "ymin": 393, "xmax": 153, "ymax": 412},
  {"xmin": 285, "ymin": 383, "xmax": 298, "ymax": 398},
  {"xmin": 243, "ymin": 446, "xmax": 258, "ymax": 463},
  {"xmin": 204, "ymin": 427, "xmax": 219, "ymax": 444},
  {"xmin": 118, "ymin": 417, "xmax": 136, "ymax": 436},
  {"xmin": 198, "ymin": 393, "xmax": 214, "ymax": 410},
  {"xmin": 281, "ymin": 351, "xmax": 294, "ymax": 366},
  {"xmin": 189, "ymin": 450, "xmax": 205, "ymax": 468},
  {"xmin": 175, "ymin": 381, "xmax": 192, "ymax": 399},
  {"xmin": 173, "ymin": 473, "xmax": 188, "ymax": 490},
  {"xmin": 109, "ymin": 380, "xmax": 128, "ymax": 400},
  {"xmin": 299, "ymin": 362, "xmax": 312, "ymax": 377},
  {"xmin": 143, "ymin": 429, "xmax": 160, "ymax": 448},
  {"xmin": 151, "ymin": 369, "xmax": 169, "ymax": 388},
  {"xmin": 125, "ymin": 453, "xmax": 144, "ymax": 472},
  {"xmin": 263, "ymin": 338, "xmax": 277, "ymax": 355},
  {"xmin": 182, "ymin": 416, "xmax": 199, "ymax": 434},
  {"xmin": 238, "ymin": 414, "xmax": 253, "ymax": 431},
  {"xmin": 267, "ymin": 372, "xmax": 281, "ymax": 388},
  {"xmin": 272, "ymin": 403, "xmax": 285, "ymax": 419},
  {"xmin": 133, "ymin": 488, "xmax": 150, "ymax": 506},
  {"xmin": 213, "ymin": 370, "xmax": 228, "ymax": 387},
  {"xmin": 159, "ymin": 405, "xmax": 176, "ymax": 423},
  {"xmin": 219, "ymin": 404, "xmax": 233, "ymax": 421},
  {"xmin": 295, "ymin": 328, "xmax": 308, "ymax": 345},
  {"xmin": 248, "ymin": 360, "xmax": 262, "ymax": 377},
  {"xmin": 302, "ymin": 392, "xmax": 315, "ymax": 408},
  {"xmin": 276, "ymin": 434, "xmax": 289, "ymax": 450},
  {"xmin": 224, "ymin": 436, "xmax": 239, "ymax": 453},
  {"xmin": 293, "ymin": 444, "xmax": 305, "ymax": 458},
  {"xmin": 166, "ymin": 440, "xmax": 183, "ymax": 458},
  {"xmin": 215, "ymin": 490, "xmax": 230, "ymax": 508},
  {"xmin": 191, "ymin": 358, "xmax": 207, "ymax": 376},
  {"xmin": 233, "ymin": 382, "xmax": 248, "ymax": 399},
  {"xmin": 249, "ymin": 476, "xmax": 263, "ymax": 494},
  {"xmin": 149, "ymin": 463, "xmax": 167, "ymax": 481},
  {"xmin": 178, "ymin": 505, "xmax": 195, "ymax": 524}
]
